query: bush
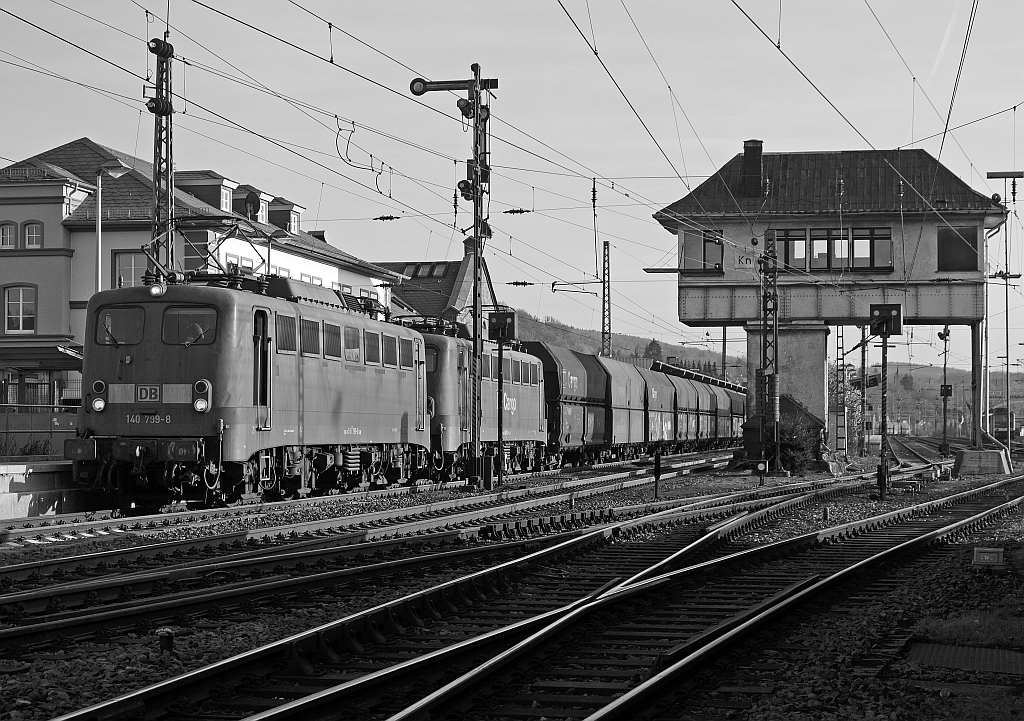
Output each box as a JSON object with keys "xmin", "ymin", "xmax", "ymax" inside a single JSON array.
[{"xmin": 773, "ymin": 412, "xmax": 819, "ymax": 473}]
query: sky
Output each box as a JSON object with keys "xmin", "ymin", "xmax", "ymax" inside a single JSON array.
[{"xmin": 1, "ymin": 0, "xmax": 1022, "ymax": 377}]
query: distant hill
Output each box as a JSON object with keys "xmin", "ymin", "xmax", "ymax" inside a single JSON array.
[{"xmin": 514, "ymin": 309, "xmax": 747, "ymax": 383}]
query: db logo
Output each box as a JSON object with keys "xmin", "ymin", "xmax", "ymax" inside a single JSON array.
[{"xmin": 137, "ymin": 385, "xmax": 161, "ymax": 402}]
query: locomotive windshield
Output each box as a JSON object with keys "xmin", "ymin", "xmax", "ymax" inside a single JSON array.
[
  {"xmin": 95, "ymin": 306, "xmax": 145, "ymax": 346},
  {"xmin": 162, "ymin": 306, "xmax": 218, "ymax": 346}
]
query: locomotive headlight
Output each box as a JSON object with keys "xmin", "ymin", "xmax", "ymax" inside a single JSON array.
[
  {"xmin": 193, "ymin": 398, "xmax": 209, "ymax": 413},
  {"xmin": 149, "ymin": 283, "xmax": 167, "ymax": 297},
  {"xmin": 91, "ymin": 397, "xmax": 106, "ymax": 412}
]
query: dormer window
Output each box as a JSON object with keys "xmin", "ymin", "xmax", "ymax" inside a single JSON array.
[
  {"xmin": 289, "ymin": 211, "xmax": 299, "ymax": 232},
  {"xmin": 220, "ymin": 187, "xmax": 231, "ymax": 211},
  {"xmin": 258, "ymin": 201, "xmax": 268, "ymax": 225}
]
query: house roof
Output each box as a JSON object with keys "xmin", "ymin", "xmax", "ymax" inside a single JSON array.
[
  {"xmin": 1, "ymin": 137, "xmax": 402, "ymax": 280},
  {"xmin": 654, "ymin": 147, "xmax": 1004, "ymax": 231},
  {"xmin": 376, "ymin": 254, "xmax": 497, "ymax": 319}
]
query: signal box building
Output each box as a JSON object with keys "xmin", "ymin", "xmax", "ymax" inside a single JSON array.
[
  {"xmin": 654, "ymin": 140, "xmax": 1006, "ymax": 447},
  {"xmin": 0, "ymin": 137, "xmax": 404, "ymax": 413}
]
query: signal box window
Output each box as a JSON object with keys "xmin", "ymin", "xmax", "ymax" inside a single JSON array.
[
  {"xmin": 5, "ymin": 286, "xmax": 36, "ymax": 334},
  {"xmin": 810, "ymin": 228, "xmax": 848, "ymax": 270},
  {"xmin": 851, "ymin": 228, "xmax": 893, "ymax": 270},
  {"xmin": 399, "ymin": 337, "xmax": 414, "ymax": 369},
  {"xmin": 780, "ymin": 229, "xmax": 807, "ymax": 270},
  {"xmin": 937, "ymin": 226, "xmax": 978, "ymax": 271},
  {"xmin": 680, "ymin": 230, "xmax": 723, "ymax": 273},
  {"xmin": 299, "ymin": 318, "xmax": 321, "ymax": 355},
  {"xmin": 275, "ymin": 314, "xmax": 297, "ymax": 352},
  {"xmin": 343, "ymin": 326, "xmax": 360, "ymax": 362},
  {"xmin": 162, "ymin": 306, "xmax": 218, "ymax": 345},
  {"xmin": 95, "ymin": 305, "xmax": 144, "ymax": 345},
  {"xmin": 324, "ymin": 323, "xmax": 342, "ymax": 359},
  {"xmin": 382, "ymin": 334, "xmax": 398, "ymax": 366},
  {"xmin": 364, "ymin": 330, "xmax": 381, "ymax": 365}
]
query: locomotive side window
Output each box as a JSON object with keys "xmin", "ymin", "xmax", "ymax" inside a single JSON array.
[
  {"xmin": 343, "ymin": 326, "xmax": 360, "ymax": 362},
  {"xmin": 512, "ymin": 359, "xmax": 522, "ymax": 384},
  {"xmin": 503, "ymin": 356, "xmax": 511, "ymax": 383},
  {"xmin": 95, "ymin": 306, "xmax": 145, "ymax": 346},
  {"xmin": 399, "ymin": 337, "xmax": 414, "ymax": 369},
  {"xmin": 364, "ymin": 330, "xmax": 381, "ymax": 365},
  {"xmin": 162, "ymin": 306, "xmax": 218, "ymax": 346},
  {"xmin": 481, "ymin": 353, "xmax": 491, "ymax": 380},
  {"xmin": 276, "ymin": 314, "xmax": 297, "ymax": 352},
  {"xmin": 324, "ymin": 323, "xmax": 342, "ymax": 359},
  {"xmin": 530, "ymin": 362, "xmax": 538, "ymax": 385},
  {"xmin": 425, "ymin": 346, "xmax": 437, "ymax": 373},
  {"xmin": 382, "ymin": 334, "xmax": 398, "ymax": 367},
  {"xmin": 299, "ymin": 318, "xmax": 321, "ymax": 356}
]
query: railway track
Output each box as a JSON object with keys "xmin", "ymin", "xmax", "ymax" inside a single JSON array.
[
  {"xmin": 0, "ymin": 449, "xmax": 736, "ymax": 547},
  {"xmin": 41, "ymin": 472, "xmax": 1019, "ymax": 721}
]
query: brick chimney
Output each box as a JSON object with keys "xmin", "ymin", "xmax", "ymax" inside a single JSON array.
[{"xmin": 741, "ymin": 139, "xmax": 763, "ymax": 198}]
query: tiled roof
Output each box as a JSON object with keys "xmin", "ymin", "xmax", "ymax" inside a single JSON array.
[
  {"xmin": 175, "ymin": 170, "xmax": 232, "ymax": 182},
  {"xmin": 377, "ymin": 261, "xmax": 457, "ymax": 317},
  {"xmin": 655, "ymin": 148, "xmax": 1003, "ymax": 231}
]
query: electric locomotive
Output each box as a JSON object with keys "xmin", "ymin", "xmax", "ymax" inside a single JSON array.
[{"xmin": 65, "ymin": 277, "xmax": 431, "ymax": 509}]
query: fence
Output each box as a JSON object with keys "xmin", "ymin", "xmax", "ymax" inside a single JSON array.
[{"xmin": 0, "ymin": 404, "xmax": 78, "ymax": 458}]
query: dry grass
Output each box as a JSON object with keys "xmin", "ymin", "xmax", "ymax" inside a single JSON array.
[{"xmin": 914, "ymin": 603, "xmax": 1024, "ymax": 648}]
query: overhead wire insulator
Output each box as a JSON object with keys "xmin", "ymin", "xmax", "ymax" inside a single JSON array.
[
  {"xmin": 503, "ymin": 208, "xmax": 530, "ymax": 215},
  {"xmin": 373, "ymin": 215, "xmax": 400, "ymax": 221}
]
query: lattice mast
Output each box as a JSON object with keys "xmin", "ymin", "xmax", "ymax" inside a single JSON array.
[
  {"xmin": 601, "ymin": 240, "xmax": 611, "ymax": 356},
  {"xmin": 147, "ymin": 34, "xmax": 175, "ymax": 273},
  {"xmin": 760, "ymin": 229, "xmax": 781, "ymax": 470}
]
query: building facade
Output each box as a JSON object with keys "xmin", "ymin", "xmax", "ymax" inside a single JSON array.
[{"xmin": 0, "ymin": 137, "xmax": 403, "ymax": 416}]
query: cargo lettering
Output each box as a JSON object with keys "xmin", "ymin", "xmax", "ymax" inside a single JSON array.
[{"xmin": 502, "ymin": 392, "xmax": 516, "ymax": 415}]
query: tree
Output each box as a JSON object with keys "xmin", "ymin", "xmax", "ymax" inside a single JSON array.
[
  {"xmin": 828, "ymin": 364, "xmax": 865, "ymax": 455},
  {"xmin": 644, "ymin": 340, "xmax": 663, "ymax": 360},
  {"xmin": 899, "ymin": 373, "xmax": 915, "ymax": 392}
]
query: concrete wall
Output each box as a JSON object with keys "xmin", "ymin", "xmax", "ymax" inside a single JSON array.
[{"xmin": 746, "ymin": 323, "xmax": 829, "ymax": 425}]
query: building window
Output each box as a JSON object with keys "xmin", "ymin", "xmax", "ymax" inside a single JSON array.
[
  {"xmin": 937, "ymin": 226, "xmax": 978, "ymax": 272},
  {"xmin": 23, "ymin": 223, "xmax": 42, "ymax": 248},
  {"xmin": 851, "ymin": 228, "xmax": 893, "ymax": 270},
  {"xmin": 359, "ymin": 288, "xmax": 379, "ymax": 300},
  {"xmin": 225, "ymin": 253, "xmax": 240, "ymax": 273},
  {"xmin": 289, "ymin": 211, "xmax": 299, "ymax": 233},
  {"xmin": 780, "ymin": 229, "xmax": 807, "ymax": 270},
  {"xmin": 279, "ymin": 267, "xmax": 290, "ymax": 278},
  {"xmin": 809, "ymin": 228, "xmax": 848, "ymax": 270},
  {"xmin": 258, "ymin": 201, "xmax": 268, "ymax": 225},
  {"xmin": 5, "ymin": 286, "xmax": 36, "ymax": 334},
  {"xmin": 341, "ymin": 284, "xmax": 352, "ymax": 294},
  {"xmin": 311, "ymin": 276, "xmax": 322, "ymax": 286},
  {"xmin": 184, "ymin": 239, "xmax": 209, "ymax": 272},
  {"xmin": 0, "ymin": 224, "xmax": 14, "ymax": 249},
  {"xmin": 431, "ymin": 264, "xmax": 446, "ymax": 277},
  {"xmin": 301, "ymin": 273, "xmax": 313, "ymax": 284},
  {"xmin": 680, "ymin": 230, "xmax": 723, "ymax": 272},
  {"xmin": 113, "ymin": 251, "xmax": 150, "ymax": 288},
  {"xmin": 220, "ymin": 187, "xmax": 232, "ymax": 211}
]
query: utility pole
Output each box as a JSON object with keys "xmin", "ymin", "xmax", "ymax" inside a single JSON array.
[
  {"xmin": 147, "ymin": 34, "xmax": 175, "ymax": 272},
  {"xmin": 411, "ymin": 65, "xmax": 497, "ymax": 484},
  {"xmin": 601, "ymin": 240, "xmax": 611, "ymax": 356},
  {"xmin": 860, "ymin": 325, "xmax": 867, "ymax": 456},
  {"xmin": 987, "ymin": 170, "xmax": 1021, "ymax": 465},
  {"xmin": 870, "ymin": 304, "xmax": 902, "ymax": 501},
  {"xmin": 939, "ymin": 326, "xmax": 951, "ymax": 457}
]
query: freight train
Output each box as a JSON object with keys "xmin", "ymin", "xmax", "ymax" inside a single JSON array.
[{"xmin": 64, "ymin": 275, "xmax": 745, "ymax": 510}]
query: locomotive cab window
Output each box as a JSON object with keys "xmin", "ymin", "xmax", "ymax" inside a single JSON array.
[
  {"xmin": 343, "ymin": 326, "xmax": 360, "ymax": 362},
  {"xmin": 95, "ymin": 306, "xmax": 145, "ymax": 346},
  {"xmin": 481, "ymin": 353, "xmax": 491, "ymax": 380},
  {"xmin": 162, "ymin": 306, "xmax": 218, "ymax": 346},
  {"xmin": 364, "ymin": 330, "xmax": 381, "ymax": 365}
]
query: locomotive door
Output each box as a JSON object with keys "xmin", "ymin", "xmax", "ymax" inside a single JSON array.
[
  {"xmin": 415, "ymin": 340, "xmax": 425, "ymax": 431},
  {"xmin": 253, "ymin": 308, "xmax": 272, "ymax": 430},
  {"xmin": 458, "ymin": 346, "xmax": 469, "ymax": 431}
]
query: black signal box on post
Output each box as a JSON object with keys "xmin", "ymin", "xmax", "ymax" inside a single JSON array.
[
  {"xmin": 869, "ymin": 304, "xmax": 903, "ymax": 336},
  {"xmin": 488, "ymin": 311, "xmax": 517, "ymax": 342},
  {"xmin": 941, "ymin": 384, "xmax": 953, "ymax": 397}
]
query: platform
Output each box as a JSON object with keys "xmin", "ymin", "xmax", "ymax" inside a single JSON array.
[{"xmin": 0, "ymin": 460, "xmax": 89, "ymax": 519}]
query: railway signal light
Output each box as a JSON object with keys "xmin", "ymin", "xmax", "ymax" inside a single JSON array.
[
  {"xmin": 869, "ymin": 304, "xmax": 903, "ymax": 336},
  {"xmin": 146, "ymin": 97, "xmax": 174, "ymax": 116},
  {"xmin": 458, "ymin": 179, "xmax": 475, "ymax": 201},
  {"xmin": 148, "ymin": 38, "xmax": 174, "ymax": 58}
]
